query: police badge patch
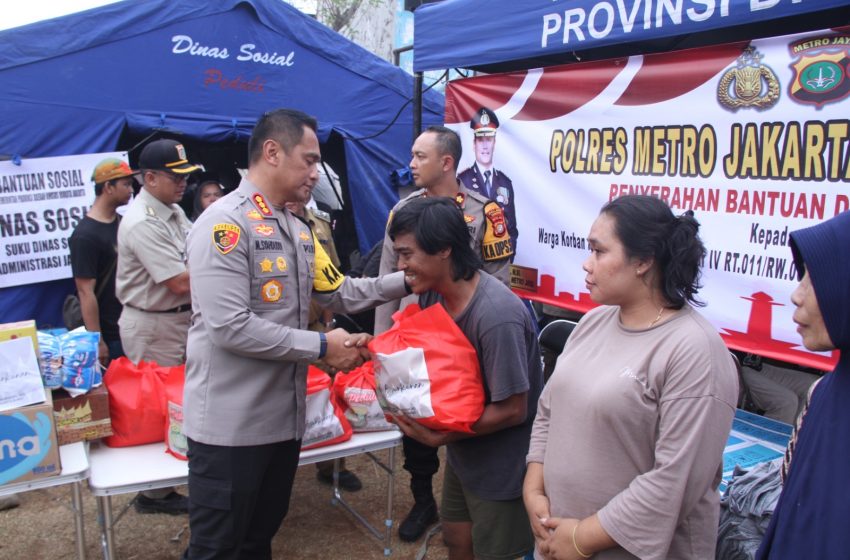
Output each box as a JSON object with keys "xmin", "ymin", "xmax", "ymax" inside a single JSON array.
[
  {"xmin": 213, "ymin": 223, "xmax": 241, "ymax": 254},
  {"xmin": 485, "ymin": 206, "xmax": 507, "ymax": 237},
  {"xmin": 786, "ymin": 34, "xmax": 850, "ymax": 108}
]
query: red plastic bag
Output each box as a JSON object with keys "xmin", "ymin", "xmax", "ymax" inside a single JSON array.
[
  {"xmin": 161, "ymin": 365, "xmax": 187, "ymax": 460},
  {"xmin": 103, "ymin": 357, "xmax": 166, "ymax": 447},
  {"xmin": 333, "ymin": 362, "xmax": 395, "ymax": 432},
  {"xmin": 302, "ymin": 366, "xmax": 353, "ymax": 450},
  {"xmin": 368, "ymin": 304, "xmax": 484, "ymax": 433}
]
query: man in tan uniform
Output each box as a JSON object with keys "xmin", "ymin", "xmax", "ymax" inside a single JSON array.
[
  {"xmin": 116, "ymin": 138, "xmax": 201, "ymax": 514},
  {"xmin": 374, "ymin": 125, "xmax": 514, "ymax": 542}
]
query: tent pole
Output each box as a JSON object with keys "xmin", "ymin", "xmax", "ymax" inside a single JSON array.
[{"xmin": 413, "ymin": 71, "xmax": 423, "ymax": 141}]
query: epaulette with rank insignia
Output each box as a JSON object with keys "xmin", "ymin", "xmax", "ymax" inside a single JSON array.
[
  {"xmin": 454, "ymin": 192, "xmax": 465, "ymax": 208},
  {"xmin": 251, "ymin": 192, "xmax": 273, "ymax": 217},
  {"xmin": 311, "ymin": 208, "xmax": 332, "ymax": 222}
]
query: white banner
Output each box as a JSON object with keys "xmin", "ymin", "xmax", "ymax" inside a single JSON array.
[
  {"xmin": 446, "ymin": 28, "xmax": 849, "ymax": 370},
  {"xmin": 0, "ymin": 152, "xmax": 125, "ymax": 288}
]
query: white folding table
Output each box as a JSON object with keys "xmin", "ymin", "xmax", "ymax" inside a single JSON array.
[
  {"xmin": 0, "ymin": 442, "xmax": 90, "ymax": 560},
  {"xmin": 88, "ymin": 430, "xmax": 402, "ymax": 559}
]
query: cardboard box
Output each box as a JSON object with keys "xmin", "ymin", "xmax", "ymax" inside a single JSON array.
[
  {"xmin": 52, "ymin": 384, "xmax": 112, "ymax": 445},
  {"xmin": 0, "ymin": 389, "xmax": 62, "ymax": 486},
  {"xmin": 0, "ymin": 320, "xmax": 39, "ymax": 356}
]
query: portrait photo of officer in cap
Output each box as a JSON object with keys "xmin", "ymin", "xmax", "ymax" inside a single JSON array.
[{"xmin": 458, "ymin": 107, "xmax": 518, "ymax": 252}]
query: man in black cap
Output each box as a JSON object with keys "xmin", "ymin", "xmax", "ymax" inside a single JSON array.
[
  {"xmin": 458, "ymin": 107, "xmax": 519, "ymax": 252},
  {"xmin": 116, "ymin": 138, "xmax": 201, "ymax": 514}
]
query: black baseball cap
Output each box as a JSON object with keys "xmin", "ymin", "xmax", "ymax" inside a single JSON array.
[{"xmin": 139, "ymin": 139, "xmax": 203, "ymax": 174}]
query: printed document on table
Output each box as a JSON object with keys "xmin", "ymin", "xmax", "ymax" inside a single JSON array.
[{"xmin": 0, "ymin": 337, "xmax": 46, "ymax": 412}]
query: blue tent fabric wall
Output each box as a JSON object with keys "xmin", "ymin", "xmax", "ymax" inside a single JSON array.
[{"xmin": 0, "ymin": 0, "xmax": 444, "ymax": 327}]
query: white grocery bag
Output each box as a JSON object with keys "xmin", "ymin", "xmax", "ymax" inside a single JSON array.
[
  {"xmin": 373, "ymin": 347, "xmax": 435, "ymax": 419},
  {"xmin": 303, "ymin": 387, "xmax": 345, "ymax": 448}
]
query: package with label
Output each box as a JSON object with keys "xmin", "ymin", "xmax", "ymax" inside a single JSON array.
[
  {"xmin": 52, "ymin": 384, "xmax": 112, "ymax": 445},
  {"xmin": 59, "ymin": 330, "xmax": 101, "ymax": 396},
  {"xmin": 0, "ymin": 388, "xmax": 62, "ymax": 485},
  {"xmin": 161, "ymin": 365, "xmax": 187, "ymax": 460},
  {"xmin": 302, "ymin": 366, "xmax": 352, "ymax": 450},
  {"xmin": 333, "ymin": 361, "xmax": 395, "ymax": 432},
  {"xmin": 0, "ymin": 320, "xmax": 39, "ymax": 352},
  {"xmin": 37, "ymin": 330, "xmax": 63, "ymax": 389},
  {"xmin": 0, "ymin": 336, "xmax": 46, "ymax": 413}
]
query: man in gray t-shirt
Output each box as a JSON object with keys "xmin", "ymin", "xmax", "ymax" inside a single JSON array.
[{"xmin": 386, "ymin": 196, "xmax": 542, "ymax": 560}]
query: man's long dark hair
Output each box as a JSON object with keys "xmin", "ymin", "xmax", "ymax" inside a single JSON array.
[{"xmin": 388, "ymin": 197, "xmax": 482, "ymax": 281}]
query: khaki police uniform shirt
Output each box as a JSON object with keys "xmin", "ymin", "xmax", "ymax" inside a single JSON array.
[
  {"xmin": 304, "ymin": 207, "xmax": 339, "ymax": 330},
  {"xmin": 183, "ymin": 178, "xmax": 408, "ymax": 446},
  {"xmin": 306, "ymin": 207, "xmax": 340, "ymax": 267},
  {"xmin": 373, "ymin": 185, "xmax": 514, "ymax": 334},
  {"xmin": 116, "ymin": 188, "xmax": 192, "ymax": 311}
]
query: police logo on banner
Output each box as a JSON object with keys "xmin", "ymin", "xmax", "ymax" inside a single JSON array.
[
  {"xmin": 213, "ymin": 223, "xmax": 241, "ymax": 254},
  {"xmin": 717, "ymin": 47, "xmax": 780, "ymax": 111},
  {"xmin": 788, "ymin": 34, "xmax": 850, "ymax": 108}
]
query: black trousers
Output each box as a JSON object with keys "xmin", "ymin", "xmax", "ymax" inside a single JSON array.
[
  {"xmin": 183, "ymin": 437, "xmax": 301, "ymax": 560},
  {"xmin": 402, "ymin": 434, "xmax": 440, "ymax": 479}
]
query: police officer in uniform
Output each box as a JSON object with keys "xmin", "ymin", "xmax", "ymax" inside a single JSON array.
[
  {"xmin": 458, "ymin": 107, "xmax": 518, "ymax": 251},
  {"xmin": 374, "ymin": 125, "xmax": 514, "ymax": 543},
  {"xmin": 182, "ymin": 109, "xmax": 410, "ymax": 559},
  {"xmin": 116, "ymin": 138, "xmax": 201, "ymax": 514}
]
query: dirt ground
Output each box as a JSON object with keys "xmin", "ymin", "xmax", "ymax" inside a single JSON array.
[{"xmin": 0, "ymin": 447, "xmax": 449, "ymax": 560}]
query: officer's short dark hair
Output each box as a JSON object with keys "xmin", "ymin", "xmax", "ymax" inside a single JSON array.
[
  {"xmin": 389, "ymin": 197, "xmax": 481, "ymax": 281},
  {"xmin": 423, "ymin": 126, "xmax": 462, "ymax": 171},
  {"xmin": 249, "ymin": 109, "xmax": 318, "ymax": 163}
]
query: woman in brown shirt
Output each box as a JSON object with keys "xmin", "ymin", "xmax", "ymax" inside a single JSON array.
[{"xmin": 524, "ymin": 195, "xmax": 737, "ymax": 559}]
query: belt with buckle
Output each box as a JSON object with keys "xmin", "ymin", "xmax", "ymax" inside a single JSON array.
[{"xmin": 129, "ymin": 304, "xmax": 191, "ymax": 314}]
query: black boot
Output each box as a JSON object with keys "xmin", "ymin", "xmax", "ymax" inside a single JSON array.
[{"xmin": 398, "ymin": 477, "xmax": 438, "ymax": 542}]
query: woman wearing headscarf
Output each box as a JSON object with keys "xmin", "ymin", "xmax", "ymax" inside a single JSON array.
[
  {"xmin": 756, "ymin": 210, "xmax": 850, "ymax": 559},
  {"xmin": 524, "ymin": 194, "xmax": 738, "ymax": 559}
]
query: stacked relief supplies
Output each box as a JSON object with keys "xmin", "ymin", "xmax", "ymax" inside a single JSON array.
[{"xmin": 0, "ymin": 320, "xmax": 62, "ymax": 485}]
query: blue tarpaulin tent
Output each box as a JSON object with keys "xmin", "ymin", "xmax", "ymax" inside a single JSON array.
[
  {"xmin": 414, "ymin": 0, "xmax": 850, "ymax": 73},
  {"xmin": 0, "ymin": 0, "xmax": 444, "ymax": 326}
]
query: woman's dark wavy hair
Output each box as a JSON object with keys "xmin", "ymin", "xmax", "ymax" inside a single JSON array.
[
  {"xmin": 601, "ymin": 194, "xmax": 706, "ymax": 309},
  {"xmin": 388, "ymin": 197, "xmax": 482, "ymax": 281}
]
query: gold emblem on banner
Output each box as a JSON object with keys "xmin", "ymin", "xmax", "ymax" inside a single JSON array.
[{"xmin": 717, "ymin": 47, "xmax": 780, "ymax": 111}]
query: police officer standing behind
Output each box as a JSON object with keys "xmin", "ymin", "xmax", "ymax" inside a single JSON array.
[
  {"xmin": 458, "ymin": 107, "xmax": 518, "ymax": 251},
  {"xmin": 374, "ymin": 125, "xmax": 515, "ymax": 543},
  {"xmin": 182, "ymin": 109, "xmax": 410, "ymax": 559}
]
